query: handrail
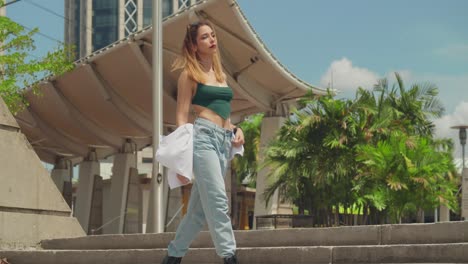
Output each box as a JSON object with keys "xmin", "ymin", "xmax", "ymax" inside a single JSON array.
[
  {"xmin": 90, "ymin": 203, "xmax": 185, "ymax": 234},
  {"xmin": 90, "ymin": 210, "xmax": 129, "ymax": 235},
  {"xmin": 165, "ymin": 204, "xmax": 184, "ymax": 228}
]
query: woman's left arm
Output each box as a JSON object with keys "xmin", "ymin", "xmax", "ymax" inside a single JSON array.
[{"xmin": 229, "ymin": 120, "xmax": 245, "ymax": 147}]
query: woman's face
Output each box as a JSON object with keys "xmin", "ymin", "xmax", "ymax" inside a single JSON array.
[{"xmin": 195, "ymin": 25, "xmax": 217, "ymax": 56}]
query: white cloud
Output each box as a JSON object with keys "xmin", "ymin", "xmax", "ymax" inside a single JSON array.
[
  {"xmin": 320, "ymin": 58, "xmax": 468, "ymax": 113},
  {"xmin": 433, "ymin": 101, "xmax": 468, "ymax": 140},
  {"xmin": 433, "ymin": 101, "xmax": 468, "ymax": 168},
  {"xmin": 319, "ymin": 58, "xmax": 379, "ymax": 92},
  {"xmin": 319, "ymin": 58, "xmax": 468, "ymax": 165}
]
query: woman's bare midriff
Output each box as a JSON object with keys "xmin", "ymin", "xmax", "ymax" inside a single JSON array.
[{"xmin": 192, "ymin": 105, "xmax": 231, "ymax": 129}]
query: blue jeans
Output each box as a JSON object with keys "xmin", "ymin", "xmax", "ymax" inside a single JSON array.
[{"xmin": 167, "ymin": 118, "xmax": 236, "ymax": 258}]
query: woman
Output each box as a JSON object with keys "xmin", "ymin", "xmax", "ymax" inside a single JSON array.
[{"xmin": 161, "ymin": 21, "xmax": 244, "ymax": 264}]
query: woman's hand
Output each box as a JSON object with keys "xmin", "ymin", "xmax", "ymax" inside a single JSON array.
[
  {"xmin": 177, "ymin": 174, "xmax": 191, "ymax": 185},
  {"xmin": 232, "ymin": 127, "xmax": 245, "ymax": 147}
]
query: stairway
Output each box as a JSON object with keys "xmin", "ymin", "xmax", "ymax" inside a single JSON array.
[{"xmin": 1, "ymin": 221, "xmax": 468, "ymax": 263}]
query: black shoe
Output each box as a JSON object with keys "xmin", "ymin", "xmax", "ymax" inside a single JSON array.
[
  {"xmin": 223, "ymin": 255, "xmax": 238, "ymax": 264},
  {"xmin": 161, "ymin": 255, "xmax": 182, "ymax": 264}
]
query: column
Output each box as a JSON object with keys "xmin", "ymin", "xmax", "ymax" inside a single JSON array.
[
  {"xmin": 50, "ymin": 158, "xmax": 72, "ymax": 207},
  {"xmin": 0, "ymin": 4, "xmax": 5, "ymax": 16},
  {"xmin": 253, "ymin": 116, "xmax": 292, "ymax": 229},
  {"xmin": 462, "ymin": 168, "xmax": 468, "ymax": 220},
  {"xmin": 172, "ymin": 0, "xmax": 179, "ymax": 13},
  {"xmin": 118, "ymin": 0, "xmax": 125, "ymax": 39},
  {"xmin": 88, "ymin": 175, "xmax": 103, "ymax": 234},
  {"xmin": 50, "ymin": 158, "xmax": 69, "ymax": 193},
  {"xmin": 124, "ymin": 167, "xmax": 142, "ymax": 233},
  {"xmin": 84, "ymin": 0, "xmax": 93, "ymax": 56},
  {"xmin": 137, "ymin": 0, "xmax": 143, "ymax": 30},
  {"xmin": 74, "ymin": 150, "xmax": 100, "ymax": 233},
  {"xmin": 439, "ymin": 205, "xmax": 450, "ymax": 222},
  {"xmin": 104, "ymin": 140, "xmax": 137, "ymax": 234}
]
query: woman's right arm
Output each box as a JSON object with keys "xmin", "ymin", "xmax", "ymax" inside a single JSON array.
[
  {"xmin": 175, "ymin": 71, "xmax": 194, "ymax": 185},
  {"xmin": 176, "ymin": 71, "xmax": 194, "ymax": 127}
]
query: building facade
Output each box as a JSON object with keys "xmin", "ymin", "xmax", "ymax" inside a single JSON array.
[{"xmin": 65, "ymin": 0, "xmax": 199, "ymax": 59}]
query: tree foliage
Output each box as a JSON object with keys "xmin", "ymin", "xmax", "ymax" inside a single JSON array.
[
  {"xmin": 262, "ymin": 73, "xmax": 458, "ymax": 225},
  {"xmin": 0, "ymin": 5, "xmax": 74, "ymax": 114},
  {"xmin": 232, "ymin": 113, "xmax": 263, "ymax": 187}
]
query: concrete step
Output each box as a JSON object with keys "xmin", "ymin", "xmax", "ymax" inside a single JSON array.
[
  {"xmin": 1, "ymin": 243, "xmax": 468, "ymax": 264},
  {"xmin": 41, "ymin": 221, "xmax": 468, "ymax": 250}
]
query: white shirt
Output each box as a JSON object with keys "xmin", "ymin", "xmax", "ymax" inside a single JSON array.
[{"xmin": 155, "ymin": 123, "xmax": 244, "ymax": 189}]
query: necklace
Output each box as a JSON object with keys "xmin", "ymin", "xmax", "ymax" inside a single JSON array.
[{"xmin": 199, "ymin": 60, "xmax": 213, "ymax": 71}]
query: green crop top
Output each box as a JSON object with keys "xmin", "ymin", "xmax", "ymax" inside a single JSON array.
[{"xmin": 192, "ymin": 83, "xmax": 233, "ymax": 120}]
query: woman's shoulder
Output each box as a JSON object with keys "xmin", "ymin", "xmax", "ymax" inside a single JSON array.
[
  {"xmin": 178, "ymin": 70, "xmax": 197, "ymax": 88},
  {"xmin": 178, "ymin": 69, "xmax": 190, "ymax": 81}
]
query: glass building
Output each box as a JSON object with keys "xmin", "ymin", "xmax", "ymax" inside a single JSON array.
[
  {"xmin": 92, "ymin": 0, "xmax": 118, "ymax": 51},
  {"xmin": 65, "ymin": 0, "xmax": 199, "ymax": 60}
]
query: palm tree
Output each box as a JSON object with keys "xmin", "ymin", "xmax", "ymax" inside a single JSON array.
[
  {"xmin": 262, "ymin": 73, "xmax": 456, "ymax": 226},
  {"xmin": 376, "ymin": 73, "xmax": 445, "ymax": 136},
  {"xmin": 262, "ymin": 90, "xmax": 362, "ymax": 225},
  {"xmin": 352, "ymin": 73, "xmax": 450, "ymax": 223},
  {"xmin": 357, "ymin": 132, "xmax": 458, "ymax": 223},
  {"xmin": 231, "ymin": 113, "xmax": 263, "ymax": 228},
  {"xmin": 232, "ymin": 113, "xmax": 263, "ymax": 187}
]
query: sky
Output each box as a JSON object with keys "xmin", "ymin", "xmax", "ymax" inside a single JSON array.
[{"xmin": 5, "ymin": 0, "xmax": 468, "ymax": 166}]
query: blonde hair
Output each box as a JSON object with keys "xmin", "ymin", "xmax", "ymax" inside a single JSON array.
[{"xmin": 172, "ymin": 21, "xmax": 224, "ymax": 84}]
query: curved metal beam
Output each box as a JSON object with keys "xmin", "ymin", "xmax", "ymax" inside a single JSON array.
[
  {"xmin": 274, "ymin": 86, "xmax": 301, "ymax": 104},
  {"xmin": 84, "ymin": 63, "xmax": 153, "ymax": 133},
  {"xmin": 220, "ymin": 48, "xmax": 275, "ymax": 111},
  {"xmin": 46, "ymin": 82, "xmax": 122, "ymax": 149},
  {"xmin": 15, "ymin": 118, "xmax": 78, "ymax": 162},
  {"xmin": 33, "ymin": 148, "xmax": 62, "ymax": 165},
  {"xmin": 196, "ymin": 10, "xmax": 258, "ymax": 54},
  {"xmin": 26, "ymin": 107, "xmax": 89, "ymax": 156},
  {"xmin": 142, "ymin": 42, "xmax": 180, "ymax": 102},
  {"xmin": 128, "ymin": 41, "xmax": 153, "ymax": 82},
  {"xmin": 131, "ymin": 41, "xmax": 181, "ymax": 122}
]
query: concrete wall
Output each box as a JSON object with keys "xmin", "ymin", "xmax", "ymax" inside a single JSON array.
[
  {"xmin": 0, "ymin": 212, "xmax": 85, "ymax": 249},
  {"xmin": 0, "ymin": 98, "xmax": 85, "ymax": 249},
  {"xmin": 254, "ymin": 116, "xmax": 292, "ymax": 228}
]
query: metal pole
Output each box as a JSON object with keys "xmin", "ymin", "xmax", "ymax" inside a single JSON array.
[
  {"xmin": 462, "ymin": 141, "xmax": 465, "ymax": 170},
  {"xmin": 461, "ymin": 128, "xmax": 466, "ymax": 169},
  {"xmin": 463, "ymin": 140, "xmax": 467, "ymax": 220},
  {"xmin": 147, "ymin": 0, "xmax": 164, "ymax": 233}
]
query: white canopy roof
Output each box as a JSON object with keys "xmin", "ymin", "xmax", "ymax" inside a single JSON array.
[{"xmin": 14, "ymin": 0, "xmax": 326, "ymax": 165}]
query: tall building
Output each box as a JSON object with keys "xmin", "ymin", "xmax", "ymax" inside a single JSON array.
[
  {"xmin": 0, "ymin": 4, "xmax": 5, "ymax": 17},
  {"xmin": 1, "ymin": 5, "xmax": 5, "ymax": 58},
  {"xmin": 65, "ymin": 0, "xmax": 199, "ymax": 59}
]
